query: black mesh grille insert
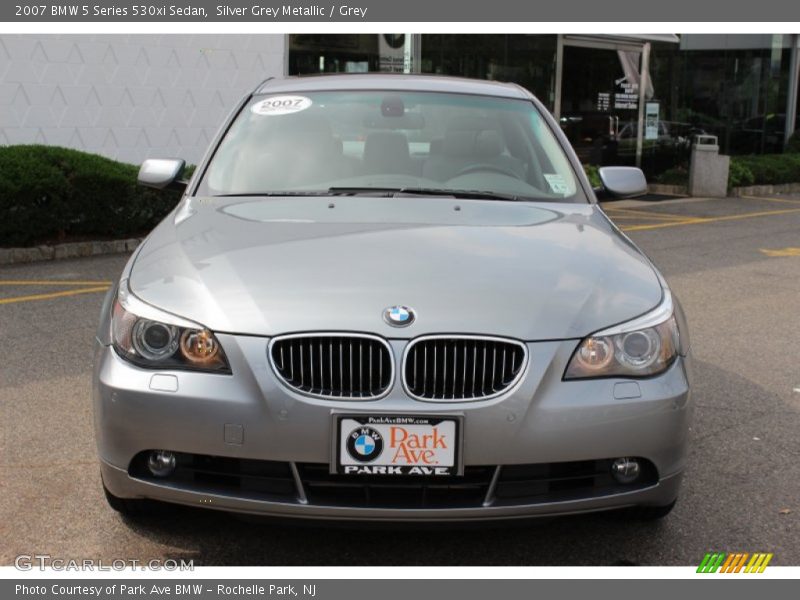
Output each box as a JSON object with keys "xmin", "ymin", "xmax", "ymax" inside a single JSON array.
[
  {"xmin": 405, "ymin": 337, "xmax": 527, "ymax": 400},
  {"xmin": 297, "ymin": 463, "xmax": 496, "ymax": 509},
  {"xmin": 271, "ymin": 334, "xmax": 393, "ymax": 399}
]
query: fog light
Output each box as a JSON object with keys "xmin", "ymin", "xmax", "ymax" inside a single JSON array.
[
  {"xmin": 611, "ymin": 457, "xmax": 640, "ymax": 484},
  {"xmin": 147, "ymin": 450, "xmax": 176, "ymax": 477}
]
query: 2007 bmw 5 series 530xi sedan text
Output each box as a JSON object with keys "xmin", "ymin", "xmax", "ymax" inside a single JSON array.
[{"xmin": 94, "ymin": 74, "xmax": 692, "ymax": 522}]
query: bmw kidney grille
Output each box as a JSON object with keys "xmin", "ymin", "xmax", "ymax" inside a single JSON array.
[
  {"xmin": 270, "ymin": 334, "xmax": 394, "ymax": 399},
  {"xmin": 404, "ymin": 336, "xmax": 528, "ymax": 401}
]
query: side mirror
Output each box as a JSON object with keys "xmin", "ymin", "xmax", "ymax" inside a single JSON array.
[
  {"xmin": 597, "ymin": 166, "xmax": 647, "ymax": 199},
  {"xmin": 138, "ymin": 158, "xmax": 187, "ymax": 191}
]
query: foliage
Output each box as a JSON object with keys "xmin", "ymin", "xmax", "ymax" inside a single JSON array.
[
  {"xmin": 729, "ymin": 153, "xmax": 800, "ymax": 188},
  {"xmin": 583, "ymin": 164, "xmax": 602, "ymax": 188},
  {"xmin": 0, "ymin": 145, "xmax": 189, "ymax": 247}
]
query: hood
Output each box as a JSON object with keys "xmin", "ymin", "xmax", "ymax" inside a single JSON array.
[{"xmin": 129, "ymin": 196, "xmax": 662, "ymax": 340}]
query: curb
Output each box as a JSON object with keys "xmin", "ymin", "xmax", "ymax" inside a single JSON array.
[
  {"xmin": 648, "ymin": 184, "xmax": 688, "ymax": 196},
  {"xmin": 730, "ymin": 182, "xmax": 800, "ymax": 197},
  {"xmin": 0, "ymin": 238, "xmax": 142, "ymax": 266}
]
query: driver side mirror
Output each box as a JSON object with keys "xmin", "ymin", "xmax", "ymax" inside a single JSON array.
[
  {"xmin": 138, "ymin": 158, "xmax": 187, "ymax": 191},
  {"xmin": 596, "ymin": 166, "xmax": 648, "ymax": 199}
]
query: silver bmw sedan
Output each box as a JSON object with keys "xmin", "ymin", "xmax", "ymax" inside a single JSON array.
[{"xmin": 94, "ymin": 74, "xmax": 692, "ymax": 522}]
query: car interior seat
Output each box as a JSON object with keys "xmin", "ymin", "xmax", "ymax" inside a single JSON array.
[
  {"xmin": 362, "ymin": 131, "xmax": 418, "ymax": 176},
  {"xmin": 230, "ymin": 114, "xmax": 356, "ymax": 191},
  {"xmin": 423, "ymin": 118, "xmax": 526, "ymax": 182}
]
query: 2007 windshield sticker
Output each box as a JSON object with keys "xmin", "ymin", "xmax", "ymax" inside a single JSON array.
[{"xmin": 251, "ymin": 95, "xmax": 313, "ymax": 116}]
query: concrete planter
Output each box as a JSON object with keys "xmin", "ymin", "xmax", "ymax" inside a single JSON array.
[{"xmin": 0, "ymin": 238, "xmax": 142, "ymax": 265}]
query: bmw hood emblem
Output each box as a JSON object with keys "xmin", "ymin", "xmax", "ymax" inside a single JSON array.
[{"xmin": 383, "ymin": 305, "xmax": 415, "ymax": 327}]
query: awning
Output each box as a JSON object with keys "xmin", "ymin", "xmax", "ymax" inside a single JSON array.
[
  {"xmin": 607, "ymin": 34, "xmax": 680, "ymax": 44},
  {"xmin": 563, "ymin": 34, "xmax": 680, "ymax": 50}
]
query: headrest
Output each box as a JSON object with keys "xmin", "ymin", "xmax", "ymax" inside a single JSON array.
[
  {"xmin": 475, "ymin": 130, "xmax": 504, "ymax": 157},
  {"xmin": 442, "ymin": 129, "xmax": 505, "ymax": 158},
  {"xmin": 442, "ymin": 130, "xmax": 477, "ymax": 157}
]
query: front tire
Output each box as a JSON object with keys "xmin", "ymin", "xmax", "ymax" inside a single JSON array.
[
  {"xmin": 103, "ymin": 482, "xmax": 165, "ymax": 516},
  {"xmin": 629, "ymin": 499, "xmax": 677, "ymax": 521}
]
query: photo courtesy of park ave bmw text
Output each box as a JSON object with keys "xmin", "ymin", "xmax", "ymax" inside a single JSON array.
[{"xmin": 1, "ymin": 0, "xmax": 800, "ymax": 595}]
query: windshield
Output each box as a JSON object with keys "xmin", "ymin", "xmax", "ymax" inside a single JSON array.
[{"xmin": 197, "ymin": 90, "xmax": 586, "ymax": 203}]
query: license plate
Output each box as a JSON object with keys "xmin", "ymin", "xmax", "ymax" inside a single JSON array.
[{"xmin": 336, "ymin": 415, "xmax": 461, "ymax": 476}]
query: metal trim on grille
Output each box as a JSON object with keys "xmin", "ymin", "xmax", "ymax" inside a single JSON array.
[
  {"xmin": 268, "ymin": 332, "xmax": 395, "ymax": 401},
  {"xmin": 401, "ymin": 335, "xmax": 529, "ymax": 402}
]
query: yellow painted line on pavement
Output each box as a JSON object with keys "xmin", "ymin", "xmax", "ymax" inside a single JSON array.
[
  {"xmin": 0, "ymin": 279, "xmax": 112, "ymax": 286},
  {"xmin": 621, "ymin": 206, "xmax": 800, "ymax": 232},
  {"xmin": 760, "ymin": 247, "xmax": 800, "ymax": 257},
  {"xmin": 0, "ymin": 285, "xmax": 110, "ymax": 305},
  {"xmin": 603, "ymin": 207, "xmax": 691, "ymax": 221},
  {"xmin": 603, "ymin": 215, "xmax": 664, "ymax": 220}
]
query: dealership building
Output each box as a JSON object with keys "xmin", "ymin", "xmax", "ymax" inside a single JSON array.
[{"xmin": 1, "ymin": 34, "xmax": 798, "ymax": 178}]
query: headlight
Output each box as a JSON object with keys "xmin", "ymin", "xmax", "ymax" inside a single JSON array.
[
  {"xmin": 564, "ymin": 290, "xmax": 682, "ymax": 380},
  {"xmin": 111, "ymin": 282, "xmax": 230, "ymax": 373}
]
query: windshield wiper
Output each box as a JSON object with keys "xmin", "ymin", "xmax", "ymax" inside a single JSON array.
[
  {"xmin": 214, "ymin": 187, "xmax": 530, "ymax": 202},
  {"xmin": 327, "ymin": 187, "xmax": 521, "ymax": 201},
  {"xmin": 214, "ymin": 191, "xmax": 329, "ymax": 197},
  {"xmin": 398, "ymin": 187, "xmax": 522, "ymax": 201}
]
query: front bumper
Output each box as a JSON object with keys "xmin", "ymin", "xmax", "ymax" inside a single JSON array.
[{"xmin": 93, "ymin": 334, "xmax": 691, "ymax": 521}]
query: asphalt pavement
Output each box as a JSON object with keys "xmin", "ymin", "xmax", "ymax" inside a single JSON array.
[{"xmin": 1, "ymin": 194, "xmax": 799, "ymax": 566}]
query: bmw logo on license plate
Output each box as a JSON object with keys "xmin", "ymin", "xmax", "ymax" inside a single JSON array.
[
  {"xmin": 383, "ymin": 305, "xmax": 415, "ymax": 327},
  {"xmin": 346, "ymin": 426, "xmax": 384, "ymax": 462}
]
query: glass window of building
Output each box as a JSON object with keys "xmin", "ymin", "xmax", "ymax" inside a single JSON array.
[
  {"xmin": 289, "ymin": 34, "xmax": 416, "ymax": 75},
  {"xmin": 420, "ymin": 35, "xmax": 557, "ymax": 111}
]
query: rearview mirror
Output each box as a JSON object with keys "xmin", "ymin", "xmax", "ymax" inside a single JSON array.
[
  {"xmin": 138, "ymin": 158, "xmax": 187, "ymax": 190},
  {"xmin": 597, "ymin": 166, "xmax": 647, "ymax": 199}
]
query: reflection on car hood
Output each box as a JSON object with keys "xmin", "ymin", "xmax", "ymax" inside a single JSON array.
[{"xmin": 129, "ymin": 196, "xmax": 662, "ymax": 339}]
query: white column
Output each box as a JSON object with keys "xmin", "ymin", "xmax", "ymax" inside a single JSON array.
[{"xmin": 785, "ymin": 34, "xmax": 799, "ymax": 148}]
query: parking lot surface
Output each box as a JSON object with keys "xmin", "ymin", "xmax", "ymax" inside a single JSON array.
[{"xmin": 1, "ymin": 195, "xmax": 799, "ymax": 566}]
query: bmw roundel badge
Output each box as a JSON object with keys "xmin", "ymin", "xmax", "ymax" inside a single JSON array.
[
  {"xmin": 346, "ymin": 426, "xmax": 384, "ymax": 462},
  {"xmin": 383, "ymin": 305, "xmax": 415, "ymax": 327}
]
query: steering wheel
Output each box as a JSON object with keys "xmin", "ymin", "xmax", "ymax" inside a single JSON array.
[{"xmin": 453, "ymin": 163, "xmax": 520, "ymax": 179}]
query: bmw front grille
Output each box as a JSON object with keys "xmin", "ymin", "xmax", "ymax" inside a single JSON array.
[
  {"xmin": 403, "ymin": 336, "xmax": 528, "ymax": 401},
  {"xmin": 270, "ymin": 333, "xmax": 394, "ymax": 400},
  {"xmin": 270, "ymin": 333, "xmax": 527, "ymax": 402}
]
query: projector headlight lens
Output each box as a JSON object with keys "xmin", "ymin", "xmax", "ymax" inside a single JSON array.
[
  {"xmin": 565, "ymin": 315, "xmax": 680, "ymax": 380},
  {"xmin": 111, "ymin": 293, "xmax": 230, "ymax": 373}
]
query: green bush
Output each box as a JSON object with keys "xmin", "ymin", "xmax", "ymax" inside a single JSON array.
[
  {"xmin": 0, "ymin": 145, "xmax": 187, "ymax": 247},
  {"xmin": 727, "ymin": 160, "xmax": 755, "ymax": 188},
  {"xmin": 654, "ymin": 166, "xmax": 689, "ymax": 186},
  {"xmin": 787, "ymin": 131, "xmax": 800, "ymax": 154},
  {"xmin": 728, "ymin": 153, "xmax": 800, "ymax": 189},
  {"xmin": 583, "ymin": 164, "xmax": 602, "ymax": 188}
]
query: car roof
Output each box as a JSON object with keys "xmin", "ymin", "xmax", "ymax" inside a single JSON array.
[{"xmin": 255, "ymin": 73, "xmax": 533, "ymax": 100}]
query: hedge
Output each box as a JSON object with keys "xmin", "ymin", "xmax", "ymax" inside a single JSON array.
[
  {"xmin": 728, "ymin": 153, "xmax": 800, "ymax": 189},
  {"xmin": 582, "ymin": 164, "xmax": 602, "ymax": 188},
  {"xmin": 787, "ymin": 131, "xmax": 800, "ymax": 154},
  {"xmin": 654, "ymin": 165, "xmax": 689, "ymax": 186},
  {"xmin": 0, "ymin": 145, "xmax": 187, "ymax": 247}
]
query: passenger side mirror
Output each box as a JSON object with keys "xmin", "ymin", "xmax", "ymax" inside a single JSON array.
[
  {"xmin": 138, "ymin": 158, "xmax": 187, "ymax": 191},
  {"xmin": 597, "ymin": 166, "xmax": 648, "ymax": 199}
]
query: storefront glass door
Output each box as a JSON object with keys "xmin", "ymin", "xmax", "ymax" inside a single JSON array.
[{"xmin": 558, "ymin": 43, "xmax": 646, "ymax": 167}]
